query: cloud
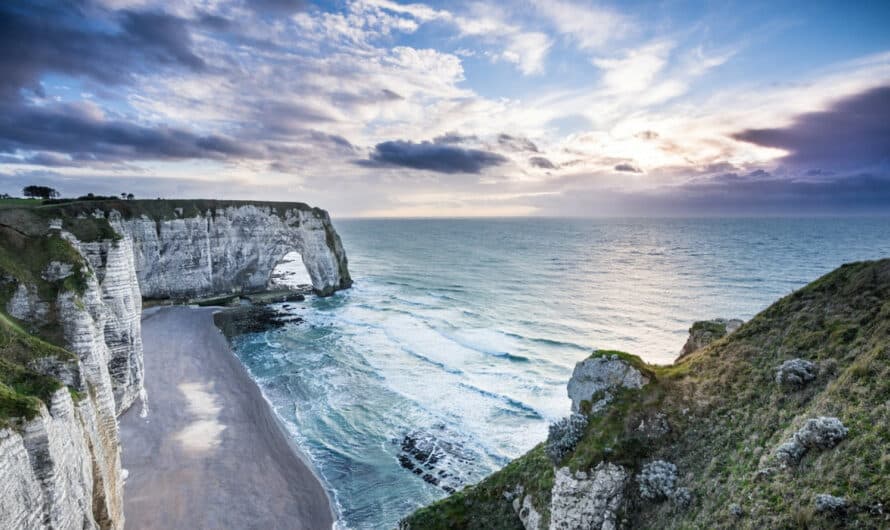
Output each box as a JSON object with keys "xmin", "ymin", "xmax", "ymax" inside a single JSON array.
[
  {"xmin": 733, "ymin": 85, "xmax": 890, "ymax": 172},
  {"xmin": 454, "ymin": 5, "xmax": 551, "ymax": 76},
  {"xmin": 0, "ymin": 2, "xmax": 205, "ymax": 98},
  {"xmin": 0, "ymin": 101, "xmax": 259, "ymax": 163},
  {"xmin": 359, "ymin": 139, "xmax": 507, "ymax": 174},
  {"xmin": 498, "ymin": 134, "xmax": 539, "ymax": 152},
  {"xmin": 614, "ymin": 163, "xmax": 642, "ymax": 173},
  {"xmin": 532, "ymin": 0, "xmax": 630, "ymax": 51},
  {"xmin": 593, "ymin": 42, "xmax": 673, "ymax": 93},
  {"xmin": 529, "ymin": 156, "xmax": 557, "ymax": 169},
  {"xmin": 247, "ymin": 0, "xmax": 307, "ymax": 15}
]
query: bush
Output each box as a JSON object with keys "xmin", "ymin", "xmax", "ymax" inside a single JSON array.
[{"xmin": 545, "ymin": 413, "xmax": 588, "ymax": 464}]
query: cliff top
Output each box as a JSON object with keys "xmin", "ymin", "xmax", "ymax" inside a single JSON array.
[
  {"xmin": 0, "ymin": 198, "xmax": 330, "ymax": 241},
  {"xmin": 405, "ymin": 258, "xmax": 890, "ymax": 529}
]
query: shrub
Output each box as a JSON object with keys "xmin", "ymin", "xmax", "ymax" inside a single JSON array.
[{"xmin": 545, "ymin": 413, "xmax": 588, "ymax": 464}]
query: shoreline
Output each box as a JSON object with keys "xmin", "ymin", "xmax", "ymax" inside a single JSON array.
[{"xmin": 120, "ymin": 306, "xmax": 335, "ymax": 529}]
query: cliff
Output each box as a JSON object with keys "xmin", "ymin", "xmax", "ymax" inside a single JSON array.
[
  {"xmin": 0, "ymin": 199, "xmax": 351, "ymax": 529},
  {"xmin": 403, "ymin": 259, "xmax": 890, "ymax": 529}
]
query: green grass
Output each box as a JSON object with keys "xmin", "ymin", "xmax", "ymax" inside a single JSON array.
[
  {"xmin": 403, "ymin": 259, "xmax": 890, "ymax": 529},
  {"xmin": 0, "ymin": 198, "xmax": 42, "ymax": 209},
  {"xmin": 0, "ymin": 312, "xmax": 77, "ymax": 427}
]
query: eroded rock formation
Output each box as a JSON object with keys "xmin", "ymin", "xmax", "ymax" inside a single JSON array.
[{"xmin": 0, "ymin": 201, "xmax": 352, "ymax": 529}]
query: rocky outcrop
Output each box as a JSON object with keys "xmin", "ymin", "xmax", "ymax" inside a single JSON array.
[
  {"xmin": 512, "ymin": 492, "xmax": 543, "ymax": 530},
  {"xmin": 549, "ymin": 463, "xmax": 628, "ymax": 530},
  {"xmin": 0, "ymin": 200, "xmax": 352, "ymax": 530},
  {"xmin": 567, "ymin": 353, "xmax": 648, "ymax": 413},
  {"xmin": 109, "ymin": 205, "xmax": 351, "ymax": 298},
  {"xmin": 73, "ymin": 235, "xmax": 144, "ymax": 414},
  {"xmin": 679, "ymin": 318, "xmax": 742, "ymax": 357}
]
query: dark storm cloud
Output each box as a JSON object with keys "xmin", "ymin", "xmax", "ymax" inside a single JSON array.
[
  {"xmin": 497, "ymin": 134, "xmax": 539, "ymax": 153},
  {"xmin": 614, "ymin": 163, "xmax": 642, "ymax": 173},
  {"xmin": 529, "ymin": 156, "xmax": 557, "ymax": 169},
  {"xmin": 359, "ymin": 140, "xmax": 508, "ymax": 174},
  {"xmin": 0, "ymin": 102, "xmax": 260, "ymax": 162},
  {"xmin": 733, "ymin": 85, "xmax": 890, "ymax": 171},
  {"xmin": 0, "ymin": 2, "xmax": 205, "ymax": 99}
]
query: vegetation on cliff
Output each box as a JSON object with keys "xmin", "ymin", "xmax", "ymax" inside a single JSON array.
[{"xmin": 404, "ymin": 259, "xmax": 890, "ymax": 529}]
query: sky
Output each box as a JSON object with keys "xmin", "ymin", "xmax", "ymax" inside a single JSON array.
[{"xmin": 0, "ymin": 0, "xmax": 889, "ymax": 217}]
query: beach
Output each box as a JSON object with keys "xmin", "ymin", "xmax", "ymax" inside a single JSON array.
[{"xmin": 119, "ymin": 306, "xmax": 333, "ymax": 530}]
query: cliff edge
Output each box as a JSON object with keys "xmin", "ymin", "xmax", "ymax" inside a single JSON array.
[
  {"xmin": 0, "ymin": 199, "xmax": 351, "ymax": 529},
  {"xmin": 403, "ymin": 259, "xmax": 890, "ymax": 529}
]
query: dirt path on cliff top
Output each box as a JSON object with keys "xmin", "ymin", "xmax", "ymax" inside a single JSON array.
[{"xmin": 120, "ymin": 306, "xmax": 334, "ymax": 530}]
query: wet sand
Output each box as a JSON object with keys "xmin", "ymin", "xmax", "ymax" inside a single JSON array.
[{"xmin": 120, "ymin": 306, "xmax": 334, "ymax": 529}]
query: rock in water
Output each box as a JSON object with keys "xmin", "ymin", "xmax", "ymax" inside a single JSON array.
[
  {"xmin": 567, "ymin": 354, "xmax": 648, "ymax": 414},
  {"xmin": 396, "ymin": 427, "xmax": 475, "ymax": 494}
]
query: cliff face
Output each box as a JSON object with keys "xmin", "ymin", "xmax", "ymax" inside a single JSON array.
[
  {"xmin": 0, "ymin": 200, "xmax": 351, "ymax": 529},
  {"xmin": 111, "ymin": 203, "xmax": 351, "ymax": 298},
  {"xmin": 404, "ymin": 259, "xmax": 890, "ymax": 529}
]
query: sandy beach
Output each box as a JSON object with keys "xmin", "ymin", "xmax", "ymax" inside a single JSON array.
[{"xmin": 119, "ymin": 306, "xmax": 334, "ymax": 530}]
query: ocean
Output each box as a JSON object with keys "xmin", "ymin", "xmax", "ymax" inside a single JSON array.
[{"xmin": 227, "ymin": 217, "xmax": 890, "ymax": 529}]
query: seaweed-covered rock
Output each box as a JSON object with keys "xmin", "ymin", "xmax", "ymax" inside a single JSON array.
[
  {"xmin": 545, "ymin": 413, "xmax": 588, "ymax": 464},
  {"xmin": 550, "ymin": 463, "xmax": 628, "ymax": 530},
  {"xmin": 567, "ymin": 354, "xmax": 648, "ymax": 414},
  {"xmin": 775, "ymin": 359, "xmax": 817, "ymax": 387},
  {"xmin": 637, "ymin": 460, "xmax": 678, "ymax": 501},
  {"xmin": 775, "ymin": 417, "xmax": 848, "ymax": 467}
]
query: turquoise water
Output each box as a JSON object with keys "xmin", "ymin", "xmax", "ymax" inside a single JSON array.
[{"xmin": 229, "ymin": 218, "xmax": 890, "ymax": 529}]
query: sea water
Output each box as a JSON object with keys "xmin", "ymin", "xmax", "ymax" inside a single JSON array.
[{"xmin": 228, "ymin": 217, "xmax": 890, "ymax": 529}]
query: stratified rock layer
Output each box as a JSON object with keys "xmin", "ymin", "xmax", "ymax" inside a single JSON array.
[
  {"xmin": 110, "ymin": 205, "xmax": 351, "ymax": 298},
  {"xmin": 0, "ymin": 201, "xmax": 352, "ymax": 530}
]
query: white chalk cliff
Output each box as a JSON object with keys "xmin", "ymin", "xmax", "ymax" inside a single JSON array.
[{"xmin": 0, "ymin": 201, "xmax": 351, "ymax": 529}]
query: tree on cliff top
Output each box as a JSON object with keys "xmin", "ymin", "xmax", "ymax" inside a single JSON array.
[{"xmin": 22, "ymin": 185, "xmax": 59, "ymax": 200}]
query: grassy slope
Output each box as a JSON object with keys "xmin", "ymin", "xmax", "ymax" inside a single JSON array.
[
  {"xmin": 0, "ymin": 312, "xmax": 77, "ymax": 427},
  {"xmin": 404, "ymin": 259, "xmax": 890, "ymax": 529}
]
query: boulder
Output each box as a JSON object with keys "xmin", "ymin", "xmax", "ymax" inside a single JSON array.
[
  {"xmin": 567, "ymin": 354, "xmax": 648, "ymax": 414},
  {"xmin": 550, "ymin": 463, "xmax": 628, "ymax": 530},
  {"xmin": 775, "ymin": 359, "xmax": 817, "ymax": 387},
  {"xmin": 776, "ymin": 417, "xmax": 848, "ymax": 467}
]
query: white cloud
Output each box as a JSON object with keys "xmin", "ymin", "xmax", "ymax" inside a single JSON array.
[
  {"xmin": 454, "ymin": 4, "xmax": 552, "ymax": 76},
  {"xmin": 593, "ymin": 41, "xmax": 674, "ymax": 93},
  {"xmin": 532, "ymin": 0, "xmax": 631, "ymax": 50}
]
